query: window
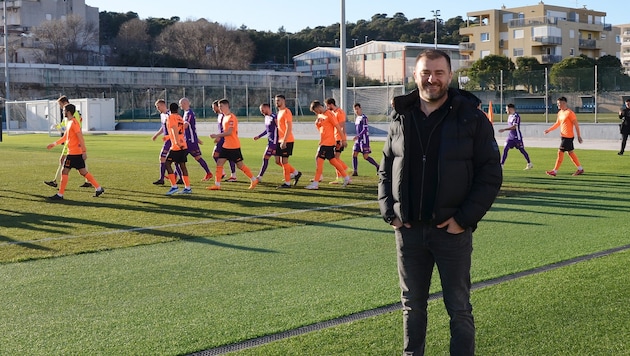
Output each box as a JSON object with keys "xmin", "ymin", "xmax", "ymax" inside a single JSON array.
[
  {"xmin": 481, "ymin": 33, "xmax": 490, "ymax": 42},
  {"xmin": 480, "ymin": 50, "xmax": 491, "ymax": 58},
  {"xmin": 570, "ymin": 30, "xmax": 575, "ymax": 38},
  {"xmin": 513, "ymin": 29, "xmax": 524, "ymax": 39},
  {"xmin": 513, "ymin": 48, "xmax": 524, "ymax": 56},
  {"xmin": 570, "ymin": 48, "xmax": 575, "ymax": 56}
]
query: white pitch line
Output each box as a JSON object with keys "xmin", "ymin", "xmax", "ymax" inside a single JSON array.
[{"xmin": 2, "ymin": 201, "xmax": 377, "ymax": 247}]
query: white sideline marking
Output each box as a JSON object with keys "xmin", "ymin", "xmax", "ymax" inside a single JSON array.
[{"xmin": 2, "ymin": 201, "xmax": 377, "ymax": 246}]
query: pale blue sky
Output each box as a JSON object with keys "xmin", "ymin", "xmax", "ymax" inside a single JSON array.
[{"xmin": 86, "ymin": 0, "xmax": 624, "ymax": 33}]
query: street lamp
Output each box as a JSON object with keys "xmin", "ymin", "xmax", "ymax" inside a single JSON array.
[
  {"xmin": 352, "ymin": 38, "xmax": 358, "ymax": 47},
  {"xmin": 431, "ymin": 10, "xmax": 440, "ymax": 49}
]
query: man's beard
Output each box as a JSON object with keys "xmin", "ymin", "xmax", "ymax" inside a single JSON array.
[{"xmin": 419, "ymin": 81, "xmax": 448, "ymax": 102}]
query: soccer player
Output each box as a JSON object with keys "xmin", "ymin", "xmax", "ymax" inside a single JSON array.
[
  {"xmin": 206, "ymin": 99, "xmax": 258, "ymax": 191},
  {"xmin": 46, "ymin": 104, "xmax": 104, "ymax": 200},
  {"xmin": 275, "ymin": 94, "xmax": 302, "ymax": 188},
  {"xmin": 498, "ymin": 103, "xmax": 533, "ymax": 170},
  {"xmin": 151, "ymin": 99, "xmax": 182, "ymax": 185},
  {"xmin": 179, "ymin": 97, "xmax": 213, "ymax": 181},
  {"xmin": 325, "ymin": 97, "xmax": 349, "ymax": 184},
  {"xmin": 544, "ymin": 96, "xmax": 584, "ymax": 176},
  {"xmin": 44, "ymin": 95, "xmax": 92, "ymax": 188},
  {"xmin": 305, "ymin": 100, "xmax": 350, "ymax": 190},
  {"xmin": 351, "ymin": 103, "xmax": 379, "ymax": 176},
  {"xmin": 211, "ymin": 100, "xmax": 237, "ymax": 182},
  {"xmin": 253, "ymin": 103, "xmax": 278, "ymax": 182},
  {"xmin": 164, "ymin": 102, "xmax": 192, "ymax": 195}
]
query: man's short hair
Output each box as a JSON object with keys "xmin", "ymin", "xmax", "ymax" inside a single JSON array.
[
  {"xmin": 310, "ymin": 100, "xmax": 323, "ymax": 112},
  {"xmin": 57, "ymin": 95, "xmax": 69, "ymax": 104},
  {"xmin": 212, "ymin": 100, "xmax": 219, "ymax": 106},
  {"xmin": 354, "ymin": 103, "xmax": 361, "ymax": 108},
  {"xmin": 275, "ymin": 94, "xmax": 286, "ymax": 100},
  {"xmin": 416, "ymin": 49, "xmax": 452, "ymax": 71},
  {"xmin": 325, "ymin": 98, "xmax": 336, "ymax": 106},
  {"xmin": 507, "ymin": 103, "xmax": 515, "ymax": 109},
  {"xmin": 557, "ymin": 97, "xmax": 568, "ymax": 102},
  {"xmin": 64, "ymin": 103, "xmax": 76, "ymax": 115},
  {"xmin": 218, "ymin": 98, "xmax": 229, "ymax": 106},
  {"xmin": 625, "ymin": 98, "xmax": 630, "ymax": 103},
  {"xmin": 155, "ymin": 99, "xmax": 166, "ymax": 106},
  {"xmin": 169, "ymin": 103, "xmax": 179, "ymax": 113}
]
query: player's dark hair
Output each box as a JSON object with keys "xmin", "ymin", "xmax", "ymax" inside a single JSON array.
[
  {"xmin": 169, "ymin": 103, "xmax": 179, "ymax": 113},
  {"xmin": 218, "ymin": 98, "xmax": 229, "ymax": 106},
  {"xmin": 557, "ymin": 96, "xmax": 568, "ymax": 102},
  {"xmin": 64, "ymin": 103, "xmax": 76, "ymax": 114},
  {"xmin": 310, "ymin": 100, "xmax": 323, "ymax": 112},
  {"xmin": 416, "ymin": 49, "xmax": 452, "ymax": 71},
  {"xmin": 57, "ymin": 95, "xmax": 69, "ymax": 104},
  {"xmin": 507, "ymin": 103, "xmax": 515, "ymax": 109},
  {"xmin": 354, "ymin": 103, "xmax": 361, "ymax": 108},
  {"xmin": 275, "ymin": 94, "xmax": 285, "ymax": 100},
  {"xmin": 325, "ymin": 97, "xmax": 336, "ymax": 106}
]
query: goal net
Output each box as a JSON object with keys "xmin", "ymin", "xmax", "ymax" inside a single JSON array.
[
  {"xmin": 332, "ymin": 85, "xmax": 405, "ymax": 122},
  {"xmin": 4, "ymin": 100, "xmax": 62, "ymax": 136}
]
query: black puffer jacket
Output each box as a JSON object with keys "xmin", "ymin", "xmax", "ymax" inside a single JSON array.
[{"xmin": 378, "ymin": 88, "xmax": 502, "ymax": 230}]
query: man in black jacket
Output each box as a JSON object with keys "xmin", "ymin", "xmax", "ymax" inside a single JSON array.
[
  {"xmin": 378, "ymin": 49, "xmax": 502, "ymax": 355},
  {"xmin": 618, "ymin": 98, "xmax": 630, "ymax": 155}
]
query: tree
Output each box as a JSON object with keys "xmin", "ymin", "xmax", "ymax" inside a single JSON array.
[
  {"xmin": 596, "ymin": 55, "xmax": 625, "ymax": 91},
  {"xmin": 34, "ymin": 14, "xmax": 99, "ymax": 65},
  {"xmin": 112, "ymin": 19, "xmax": 152, "ymax": 66},
  {"xmin": 550, "ymin": 55, "xmax": 595, "ymax": 91},
  {"xmin": 155, "ymin": 19, "xmax": 254, "ymax": 70},
  {"xmin": 467, "ymin": 55, "xmax": 515, "ymax": 90},
  {"xmin": 99, "ymin": 11, "xmax": 139, "ymax": 45},
  {"xmin": 513, "ymin": 57, "xmax": 545, "ymax": 93}
]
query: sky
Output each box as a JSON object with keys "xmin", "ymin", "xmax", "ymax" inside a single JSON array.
[{"xmin": 86, "ymin": 0, "xmax": 625, "ymax": 33}]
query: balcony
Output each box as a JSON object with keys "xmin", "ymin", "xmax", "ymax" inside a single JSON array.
[
  {"xmin": 532, "ymin": 36, "xmax": 562, "ymax": 45},
  {"xmin": 459, "ymin": 42, "xmax": 475, "ymax": 52},
  {"xmin": 579, "ymin": 39, "xmax": 597, "ymax": 49},
  {"xmin": 539, "ymin": 54, "xmax": 563, "ymax": 64},
  {"xmin": 508, "ymin": 16, "xmax": 558, "ymax": 28}
]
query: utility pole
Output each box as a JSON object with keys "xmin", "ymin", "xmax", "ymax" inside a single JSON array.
[{"xmin": 431, "ymin": 10, "xmax": 440, "ymax": 49}]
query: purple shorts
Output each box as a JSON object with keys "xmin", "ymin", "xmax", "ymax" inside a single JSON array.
[
  {"xmin": 353, "ymin": 141, "xmax": 372, "ymax": 154},
  {"xmin": 187, "ymin": 142, "xmax": 202, "ymax": 158},
  {"xmin": 264, "ymin": 143, "xmax": 277, "ymax": 157},
  {"xmin": 504, "ymin": 139, "xmax": 524, "ymax": 150},
  {"xmin": 160, "ymin": 140, "xmax": 172, "ymax": 158}
]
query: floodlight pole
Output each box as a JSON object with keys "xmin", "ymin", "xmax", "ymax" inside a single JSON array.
[
  {"xmin": 340, "ymin": 0, "xmax": 347, "ymax": 114},
  {"xmin": 432, "ymin": 10, "xmax": 440, "ymax": 49},
  {"xmin": 2, "ymin": 0, "xmax": 9, "ymax": 141}
]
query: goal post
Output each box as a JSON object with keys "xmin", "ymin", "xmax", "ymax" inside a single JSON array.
[{"xmin": 332, "ymin": 85, "xmax": 405, "ymax": 122}]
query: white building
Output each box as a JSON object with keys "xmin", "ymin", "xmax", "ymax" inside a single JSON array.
[{"xmin": 293, "ymin": 41, "xmax": 463, "ymax": 84}]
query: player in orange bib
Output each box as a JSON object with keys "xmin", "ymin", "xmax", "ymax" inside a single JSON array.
[
  {"xmin": 325, "ymin": 97, "xmax": 350, "ymax": 184},
  {"xmin": 206, "ymin": 98, "xmax": 258, "ymax": 190},
  {"xmin": 274, "ymin": 94, "xmax": 302, "ymax": 189},
  {"xmin": 46, "ymin": 104, "xmax": 104, "ymax": 200},
  {"xmin": 304, "ymin": 100, "xmax": 350, "ymax": 190},
  {"xmin": 544, "ymin": 96, "xmax": 584, "ymax": 176},
  {"xmin": 164, "ymin": 102, "xmax": 192, "ymax": 195}
]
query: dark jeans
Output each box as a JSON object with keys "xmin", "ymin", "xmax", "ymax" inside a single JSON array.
[
  {"xmin": 395, "ymin": 224, "xmax": 474, "ymax": 356},
  {"xmin": 621, "ymin": 133, "xmax": 629, "ymax": 153}
]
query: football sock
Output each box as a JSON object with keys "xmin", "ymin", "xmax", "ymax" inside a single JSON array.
[
  {"xmin": 568, "ymin": 151, "xmax": 581, "ymax": 168},
  {"xmin": 553, "ymin": 151, "xmax": 564, "ymax": 171},
  {"xmin": 59, "ymin": 174, "xmax": 69, "ymax": 195}
]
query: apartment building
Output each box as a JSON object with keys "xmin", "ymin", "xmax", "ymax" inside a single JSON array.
[
  {"xmin": 1, "ymin": 0, "xmax": 99, "ymax": 63},
  {"xmin": 619, "ymin": 24, "xmax": 630, "ymax": 74},
  {"xmin": 459, "ymin": 3, "xmax": 619, "ymax": 67}
]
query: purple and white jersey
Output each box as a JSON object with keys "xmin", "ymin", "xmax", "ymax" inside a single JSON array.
[
  {"xmin": 256, "ymin": 113, "xmax": 278, "ymax": 145},
  {"xmin": 506, "ymin": 112, "xmax": 524, "ymax": 141},
  {"xmin": 160, "ymin": 111, "xmax": 170, "ymax": 136},
  {"xmin": 183, "ymin": 109, "xmax": 199, "ymax": 144},
  {"xmin": 354, "ymin": 114, "xmax": 370, "ymax": 146}
]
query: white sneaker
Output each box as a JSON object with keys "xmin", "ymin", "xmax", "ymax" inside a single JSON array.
[
  {"xmin": 305, "ymin": 182, "xmax": 319, "ymax": 190},
  {"xmin": 525, "ymin": 163, "xmax": 533, "ymax": 170},
  {"xmin": 342, "ymin": 176, "xmax": 350, "ymax": 187}
]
